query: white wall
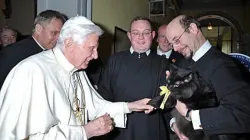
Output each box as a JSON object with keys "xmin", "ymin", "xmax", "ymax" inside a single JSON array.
[{"xmin": 37, "ymin": 0, "xmax": 91, "ymax": 19}]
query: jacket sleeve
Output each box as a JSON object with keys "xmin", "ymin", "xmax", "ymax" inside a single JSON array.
[{"xmin": 199, "ymin": 59, "xmax": 250, "ymax": 135}]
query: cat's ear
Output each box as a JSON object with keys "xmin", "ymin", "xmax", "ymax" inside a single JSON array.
[
  {"xmin": 169, "ymin": 64, "xmax": 177, "ymax": 74},
  {"xmin": 177, "ymin": 68, "xmax": 193, "ymax": 78},
  {"xmin": 169, "ymin": 64, "xmax": 178, "ymax": 73}
]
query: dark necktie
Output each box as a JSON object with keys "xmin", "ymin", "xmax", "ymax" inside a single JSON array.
[
  {"xmin": 187, "ymin": 59, "xmax": 195, "ymax": 69},
  {"xmin": 189, "ymin": 59, "xmax": 195, "ymax": 65}
]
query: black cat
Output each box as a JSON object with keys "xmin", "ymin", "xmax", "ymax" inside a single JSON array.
[
  {"xmin": 148, "ymin": 64, "xmax": 218, "ymax": 110},
  {"xmin": 148, "ymin": 64, "xmax": 240, "ymax": 140}
]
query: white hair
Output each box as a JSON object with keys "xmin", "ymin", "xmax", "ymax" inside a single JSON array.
[{"xmin": 56, "ymin": 16, "xmax": 103, "ymax": 49}]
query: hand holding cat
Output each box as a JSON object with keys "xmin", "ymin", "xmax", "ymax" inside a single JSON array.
[{"xmin": 175, "ymin": 100, "xmax": 188, "ymax": 117}]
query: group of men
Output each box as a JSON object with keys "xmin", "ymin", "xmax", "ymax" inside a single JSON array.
[{"xmin": 0, "ymin": 9, "xmax": 249, "ymax": 140}]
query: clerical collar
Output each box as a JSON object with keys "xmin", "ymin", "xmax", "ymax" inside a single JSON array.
[
  {"xmin": 130, "ymin": 47, "xmax": 150, "ymax": 55},
  {"xmin": 52, "ymin": 47, "xmax": 78, "ymax": 74},
  {"xmin": 32, "ymin": 36, "xmax": 46, "ymax": 50},
  {"xmin": 192, "ymin": 40, "xmax": 212, "ymax": 62},
  {"xmin": 157, "ymin": 46, "xmax": 172, "ymax": 59}
]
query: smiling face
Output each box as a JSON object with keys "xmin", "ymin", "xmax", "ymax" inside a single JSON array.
[
  {"xmin": 65, "ymin": 33, "xmax": 99, "ymax": 69},
  {"xmin": 166, "ymin": 22, "xmax": 194, "ymax": 59},
  {"xmin": 0, "ymin": 29, "xmax": 17, "ymax": 47},
  {"xmin": 127, "ymin": 20, "xmax": 155, "ymax": 53},
  {"xmin": 157, "ymin": 25, "xmax": 172, "ymax": 52}
]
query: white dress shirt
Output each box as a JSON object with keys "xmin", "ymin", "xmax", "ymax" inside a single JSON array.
[
  {"xmin": 190, "ymin": 40, "xmax": 212, "ymax": 130},
  {"xmin": 157, "ymin": 46, "xmax": 172, "ymax": 59}
]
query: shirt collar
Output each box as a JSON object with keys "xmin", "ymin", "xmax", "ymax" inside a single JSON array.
[
  {"xmin": 52, "ymin": 46, "xmax": 78, "ymax": 74},
  {"xmin": 157, "ymin": 46, "xmax": 172, "ymax": 59},
  {"xmin": 130, "ymin": 46, "xmax": 151, "ymax": 56},
  {"xmin": 192, "ymin": 40, "xmax": 212, "ymax": 62},
  {"xmin": 32, "ymin": 36, "xmax": 46, "ymax": 50}
]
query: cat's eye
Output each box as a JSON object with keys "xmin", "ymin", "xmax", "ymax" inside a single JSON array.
[{"xmin": 174, "ymin": 84, "xmax": 179, "ymax": 88}]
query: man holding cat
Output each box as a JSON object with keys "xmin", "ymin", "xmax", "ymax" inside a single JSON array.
[{"xmin": 166, "ymin": 15, "xmax": 250, "ymax": 139}]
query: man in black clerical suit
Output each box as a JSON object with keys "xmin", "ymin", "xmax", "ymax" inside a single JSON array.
[
  {"xmin": 154, "ymin": 24, "xmax": 184, "ymax": 66},
  {"xmin": 0, "ymin": 10, "xmax": 66, "ymax": 89},
  {"xmin": 97, "ymin": 16, "xmax": 170, "ymax": 140},
  {"xmin": 166, "ymin": 15, "xmax": 250, "ymax": 139}
]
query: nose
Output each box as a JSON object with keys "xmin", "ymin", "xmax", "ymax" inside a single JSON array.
[
  {"xmin": 139, "ymin": 33, "xmax": 144, "ymax": 40},
  {"xmin": 92, "ymin": 49, "xmax": 98, "ymax": 60},
  {"xmin": 173, "ymin": 44, "xmax": 180, "ymax": 52}
]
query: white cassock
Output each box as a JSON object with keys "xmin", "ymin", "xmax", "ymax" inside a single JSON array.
[{"xmin": 0, "ymin": 47, "xmax": 130, "ymax": 140}]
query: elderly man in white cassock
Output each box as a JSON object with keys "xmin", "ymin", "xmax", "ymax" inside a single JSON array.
[{"xmin": 0, "ymin": 16, "xmax": 154, "ymax": 140}]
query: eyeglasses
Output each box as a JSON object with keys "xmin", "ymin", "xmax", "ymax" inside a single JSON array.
[
  {"xmin": 169, "ymin": 26, "xmax": 189, "ymax": 48},
  {"xmin": 131, "ymin": 31, "xmax": 152, "ymax": 37},
  {"xmin": 158, "ymin": 35, "xmax": 167, "ymax": 40}
]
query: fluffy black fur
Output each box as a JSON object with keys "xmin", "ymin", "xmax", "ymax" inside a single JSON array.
[{"xmin": 148, "ymin": 64, "xmax": 238, "ymax": 140}]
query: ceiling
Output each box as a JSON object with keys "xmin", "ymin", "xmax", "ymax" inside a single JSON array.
[
  {"xmin": 173, "ymin": 0, "xmax": 245, "ymax": 40},
  {"xmin": 177, "ymin": 0, "xmax": 245, "ymax": 10}
]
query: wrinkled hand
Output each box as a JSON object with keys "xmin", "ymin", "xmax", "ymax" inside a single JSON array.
[
  {"xmin": 128, "ymin": 98, "xmax": 154, "ymax": 114},
  {"xmin": 172, "ymin": 122, "xmax": 189, "ymax": 140},
  {"xmin": 175, "ymin": 100, "xmax": 188, "ymax": 117},
  {"xmin": 84, "ymin": 113, "xmax": 114, "ymax": 138}
]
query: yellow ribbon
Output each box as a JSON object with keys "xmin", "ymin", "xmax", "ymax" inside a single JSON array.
[{"xmin": 159, "ymin": 86, "xmax": 171, "ymax": 109}]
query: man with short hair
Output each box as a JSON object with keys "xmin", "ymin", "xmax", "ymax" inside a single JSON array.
[
  {"xmin": 166, "ymin": 15, "xmax": 250, "ymax": 139},
  {"xmin": 0, "ymin": 26, "xmax": 17, "ymax": 48},
  {"xmin": 0, "ymin": 16, "xmax": 154, "ymax": 140},
  {"xmin": 155, "ymin": 24, "xmax": 184, "ymax": 66},
  {"xmin": 98, "ymin": 16, "xmax": 170, "ymax": 140},
  {"xmin": 0, "ymin": 10, "xmax": 66, "ymax": 89}
]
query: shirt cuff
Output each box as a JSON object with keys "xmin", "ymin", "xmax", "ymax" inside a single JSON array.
[
  {"xmin": 191, "ymin": 110, "xmax": 202, "ymax": 130},
  {"xmin": 124, "ymin": 103, "xmax": 132, "ymax": 113},
  {"xmin": 169, "ymin": 117, "xmax": 176, "ymax": 132}
]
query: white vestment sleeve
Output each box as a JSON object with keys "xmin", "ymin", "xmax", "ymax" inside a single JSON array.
[
  {"xmin": 81, "ymin": 72, "xmax": 130, "ymax": 128},
  {"xmin": 0, "ymin": 62, "xmax": 86, "ymax": 140},
  {"xmin": 28, "ymin": 123, "xmax": 87, "ymax": 140}
]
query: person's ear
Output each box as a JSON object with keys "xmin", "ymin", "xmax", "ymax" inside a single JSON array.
[
  {"xmin": 189, "ymin": 23, "xmax": 199, "ymax": 35},
  {"xmin": 127, "ymin": 31, "xmax": 132, "ymax": 41},
  {"xmin": 35, "ymin": 24, "xmax": 43, "ymax": 34},
  {"xmin": 152, "ymin": 31, "xmax": 156, "ymax": 39},
  {"xmin": 64, "ymin": 38, "xmax": 74, "ymax": 49}
]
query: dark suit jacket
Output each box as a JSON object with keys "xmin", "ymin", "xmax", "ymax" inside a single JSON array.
[
  {"xmin": 152, "ymin": 49, "xmax": 185, "ymax": 66},
  {"xmin": 85, "ymin": 57, "xmax": 103, "ymax": 85},
  {"xmin": 189, "ymin": 47, "xmax": 250, "ymax": 136},
  {"xmin": 0, "ymin": 36, "xmax": 43, "ymax": 89}
]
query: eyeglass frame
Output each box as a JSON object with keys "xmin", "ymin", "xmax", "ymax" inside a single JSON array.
[
  {"xmin": 169, "ymin": 26, "xmax": 190, "ymax": 48},
  {"xmin": 130, "ymin": 30, "xmax": 152, "ymax": 37}
]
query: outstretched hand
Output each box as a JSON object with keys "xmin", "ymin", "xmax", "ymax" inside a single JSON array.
[{"xmin": 128, "ymin": 98, "xmax": 154, "ymax": 114}]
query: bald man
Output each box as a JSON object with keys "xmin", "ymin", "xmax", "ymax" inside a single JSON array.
[{"xmin": 166, "ymin": 15, "xmax": 250, "ymax": 139}]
